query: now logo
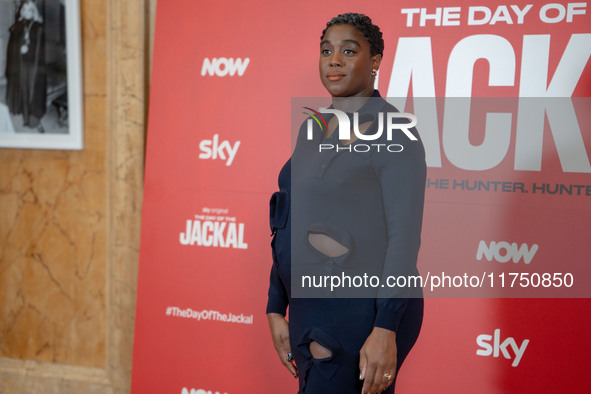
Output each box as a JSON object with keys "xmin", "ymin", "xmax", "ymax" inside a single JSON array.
[
  {"xmin": 201, "ymin": 57, "xmax": 250, "ymax": 77},
  {"xmin": 181, "ymin": 388, "xmax": 227, "ymax": 394},
  {"xmin": 476, "ymin": 240, "xmax": 538, "ymax": 264},
  {"xmin": 476, "ymin": 329, "xmax": 529, "ymax": 367}
]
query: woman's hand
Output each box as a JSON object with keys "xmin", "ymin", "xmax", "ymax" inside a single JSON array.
[
  {"xmin": 267, "ymin": 313, "xmax": 298, "ymax": 379},
  {"xmin": 359, "ymin": 327, "xmax": 397, "ymax": 394}
]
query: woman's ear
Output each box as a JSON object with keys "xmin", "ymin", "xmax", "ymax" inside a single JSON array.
[{"xmin": 372, "ymin": 54, "xmax": 382, "ymax": 72}]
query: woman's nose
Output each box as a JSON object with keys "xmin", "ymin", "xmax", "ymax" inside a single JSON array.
[{"xmin": 329, "ymin": 52, "xmax": 342, "ymax": 67}]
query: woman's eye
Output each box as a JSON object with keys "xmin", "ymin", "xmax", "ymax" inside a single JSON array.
[
  {"xmin": 343, "ymin": 49, "xmax": 355, "ymax": 55},
  {"xmin": 322, "ymin": 49, "xmax": 331, "ymax": 55}
]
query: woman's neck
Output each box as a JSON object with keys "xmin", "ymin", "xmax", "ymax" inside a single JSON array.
[{"xmin": 331, "ymin": 91, "xmax": 374, "ymax": 113}]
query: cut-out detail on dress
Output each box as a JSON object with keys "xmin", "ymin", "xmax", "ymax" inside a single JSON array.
[
  {"xmin": 310, "ymin": 340, "xmax": 333, "ymax": 359},
  {"xmin": 296, "ymin": 327, "xmax": 341, "ymax": 392},
  {"xmin": 307, "ymin": 232, "xmax": 349, "ymax": 257}
]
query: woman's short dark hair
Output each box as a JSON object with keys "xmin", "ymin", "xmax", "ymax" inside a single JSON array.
[{"xmin": 321, "ymin": 13, "xmax": 384, "ymax": 57}]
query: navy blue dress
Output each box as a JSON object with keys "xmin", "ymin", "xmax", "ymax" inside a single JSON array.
[{"xmin": 268, "ymin": 91, "xmax": 425, "ymax": 393}]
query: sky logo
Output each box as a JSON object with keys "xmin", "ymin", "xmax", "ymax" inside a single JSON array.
[{"xmin": 476, "ymin": 329, "xmax": 529, "ymax": 367}]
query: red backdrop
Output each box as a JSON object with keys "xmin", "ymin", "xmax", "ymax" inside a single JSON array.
[{"xmin": 132, "ymin": 1, "xmax": 591, "ymax": 393}]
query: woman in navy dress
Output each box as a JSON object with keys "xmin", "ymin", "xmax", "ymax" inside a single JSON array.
[{"xmin": 267, "ymin": 13, "xmax": 426, "ymax": 394}]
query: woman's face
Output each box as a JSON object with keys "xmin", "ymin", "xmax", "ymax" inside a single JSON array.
[
  {"xmin": 21, "ymin": 2, "xmax": 35, "ymax": 20},
  {"xmin": 319, "ymin": 24, "xmax": 381, "ymax": 98}
]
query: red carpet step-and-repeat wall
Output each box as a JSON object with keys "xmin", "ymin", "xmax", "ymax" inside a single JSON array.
[{"xmin": 132, "ymin": 1, "xmax": 591, "ymax": 393}]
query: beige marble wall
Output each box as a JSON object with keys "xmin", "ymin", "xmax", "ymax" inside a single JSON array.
[{"xmin": 0, "ymin": 0, "xmax": 150, "ymax": 393}]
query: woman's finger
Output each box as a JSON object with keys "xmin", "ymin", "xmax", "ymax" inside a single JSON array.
[
  {"xmin": 361, "ymin": 356, "xmax": 396, "ymax": 393},
  {"xmin": 379, "ymin": 368, "xmax": 396, "ymax": 392},
  {"xmin": 268, "ymin": 313, "xmax": 298, "ymax": 378},
  {"xmin": 281, "ymin": 333, "xmax": 298, "ymax": 378},
  {"xmin": 361, "ymin": 357, "xmax": 380, "ymax": 394},
  {"xmin": 358, "ymin": 349, "xmax": 367, "ymax": 381},
  {"xmin": 272, "ymin": 336, "xmax": 298, "ymax": 378}
]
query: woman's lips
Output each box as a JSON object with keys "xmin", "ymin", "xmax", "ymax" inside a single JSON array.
[{"xmin": 327, "ymin": 74, "xmax": 345, "ymax": 81}]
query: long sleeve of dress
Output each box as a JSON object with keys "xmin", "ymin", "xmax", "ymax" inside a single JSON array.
[
  {"xmin": 266, "ymin": 257, "xmax": 289, "ymax": 315},
  {"xmin": 372, "ymin": 124, "xmax": 426, "ymax": 332},
  {"xmin": 266, "ymin": 165, "xmax": 291, "ymax": 316}
]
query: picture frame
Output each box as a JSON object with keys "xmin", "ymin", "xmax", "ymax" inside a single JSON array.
[{"xmin": 0, "ymin": 0, "xmax": 83, "ymax": 150}]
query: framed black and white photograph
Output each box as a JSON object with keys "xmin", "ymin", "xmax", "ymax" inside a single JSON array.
[{"xmin": 0, "ymin": 0, "xmax": 82, "ymax": 149}]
